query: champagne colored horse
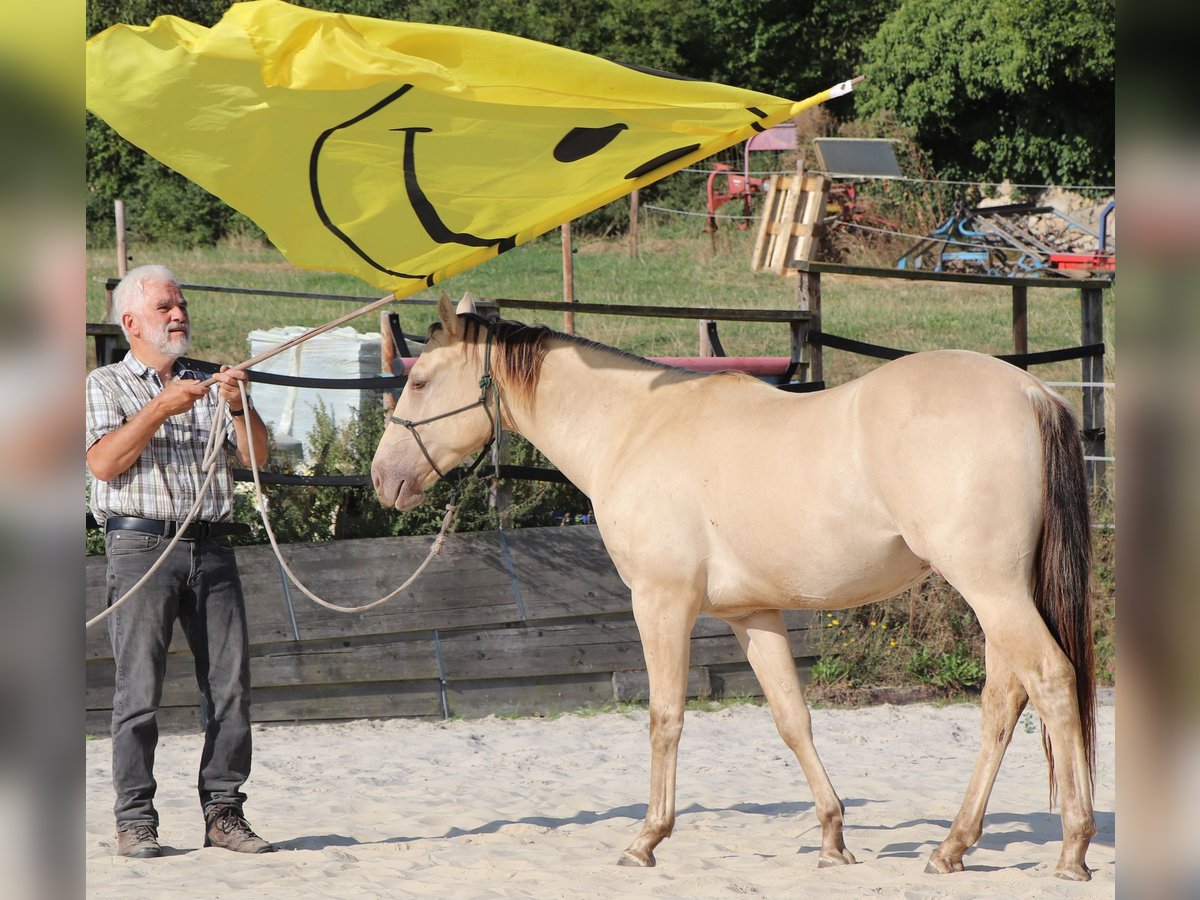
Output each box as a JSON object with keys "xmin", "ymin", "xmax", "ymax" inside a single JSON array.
[{"xmin": 372, "ymin": 295, "xmax": 1097, "ymax": 881}]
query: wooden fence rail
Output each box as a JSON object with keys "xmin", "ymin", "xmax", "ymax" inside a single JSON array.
[{"xmin": 85, "ymin": 526, "xmax": 820, "ymax": 733}]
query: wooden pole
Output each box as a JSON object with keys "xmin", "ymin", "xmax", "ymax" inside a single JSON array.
[
  {"xmin": 562, "ymin": 221, "xmax": 575, "ymax": 334},
  {"xmin": 380, "ymin": 310, "xmax": 399, "ymax": 414},
  {"xmin": 629, "ymin": 190, "xmax": 640, "ymax": 258},
  {"xmin": 1080, "ymin": 287, "xmax": 1106, "ymax": 490},
  {"xmin": 797, "ymin": 271, "xmax": 822, "ymax": 383},
  {"xmin": 1011, "ymin": 285, "xmax": 1028, "ymax": 366},
  {"xmin": 115, "ymin": 200, "xmax": 128, "ymax": 278},
  {"xmin": 489, "ymin": 430, "xmax": 512, "ymax": 529}
]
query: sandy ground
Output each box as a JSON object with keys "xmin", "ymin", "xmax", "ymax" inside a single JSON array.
[{"xmin": 86, "ymin": 698, "xmax": 1115, "ymax": 898}]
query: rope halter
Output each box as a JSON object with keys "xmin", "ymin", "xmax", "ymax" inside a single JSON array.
[{"xmin": 387, "ymin": 320, "xmax": 502, "ymax": 482}]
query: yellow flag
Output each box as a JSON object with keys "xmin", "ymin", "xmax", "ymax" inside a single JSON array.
[{"xmin": 87, "ymin": 0, "xmax": 854, "ymax": 295}]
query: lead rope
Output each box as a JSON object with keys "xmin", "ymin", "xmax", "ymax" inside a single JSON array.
[
  {"xmin": 242, "ymin": 377, "xmax": 461, "ymax": 613},
  {"xmin": 86, "ymin": 311, "xmax": 501, "ymax": 629},
  {"xmin": 85, "ymin": 393, "xmax": 230, "ymax": 630},
  {"xmin": 87, "ymin": 379, "xmax": 491, "ymax": 626}
]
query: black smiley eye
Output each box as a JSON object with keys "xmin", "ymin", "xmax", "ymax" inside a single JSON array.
[{"xmin": 553, "ymin": 124, "xmax": 628, "ymax": 162}]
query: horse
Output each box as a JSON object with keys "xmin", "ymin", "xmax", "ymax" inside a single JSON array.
[{"xmin": 371, "ymin": 294, "xmax": 1097, "ymax": 881}]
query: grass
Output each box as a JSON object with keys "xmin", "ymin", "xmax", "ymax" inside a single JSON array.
[{"xmin": 86, "ymin": 221, "xmax": 1115, "ymax": 397}]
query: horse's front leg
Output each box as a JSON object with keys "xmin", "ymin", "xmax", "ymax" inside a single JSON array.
[
  {"xmin": 729, "ymin": 609, "xmax": 855, "ymax": 867},
  {"xmin": 617, "ymin": 585, "xmax": 700, "ymax": 868}
]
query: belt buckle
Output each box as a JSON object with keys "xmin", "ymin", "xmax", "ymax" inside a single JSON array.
[{"xmin": 179, "ymin": 521, "xmax": 205, "ymax": 540}]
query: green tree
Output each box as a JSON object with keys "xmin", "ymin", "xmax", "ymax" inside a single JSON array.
[
  {"xmin": 855, "ymin": 0, "xmax": 1114, "ymax": 186},
  {"xmin": 86, "ymin": 1, "xmax": 243, "ymax": 242},
  {"xmin": 701, "ymin": 0, "xmax": 898, "ymax": 99}
]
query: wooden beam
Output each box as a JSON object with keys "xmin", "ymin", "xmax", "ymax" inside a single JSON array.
[{"xmin": 490, "ymin": 298, "xmax": 812, "ymax": 323}]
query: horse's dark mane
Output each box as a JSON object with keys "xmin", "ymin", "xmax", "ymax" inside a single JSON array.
[{"xmin": 430, "ymin": 313, "xmax": 689, "ymax": 405}]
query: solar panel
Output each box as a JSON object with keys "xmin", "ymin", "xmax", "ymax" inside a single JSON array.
[{"xmin": 812, "ymin": 138, "xmax": 902, "ymax": 178}]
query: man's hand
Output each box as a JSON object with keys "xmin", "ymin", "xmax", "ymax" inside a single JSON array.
[
  {"xmin": 87, "ymin": 376, "xmax": 209, "ymax": 482},
  {"xmin": 154, "ymin": 377, "xmax": 211, "ymax": 417},
  {"xmin": 212, "ymin": 365, "xmax": 250, "ymax": 412}
]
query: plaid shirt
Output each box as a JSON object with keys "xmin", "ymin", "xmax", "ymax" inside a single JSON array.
[{"xmin": 86, "ymin": 353, "xmax": 238, "ymax": 525}]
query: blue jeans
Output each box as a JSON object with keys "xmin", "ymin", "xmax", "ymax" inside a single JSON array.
[{"xmin": 105, "ymin": 530, "xmax": 252, "ymax": 829}]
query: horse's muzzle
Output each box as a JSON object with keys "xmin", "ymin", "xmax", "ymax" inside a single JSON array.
[{"xmin": 371, "ymin": 461, "xmax": 426, "ymax": 511}]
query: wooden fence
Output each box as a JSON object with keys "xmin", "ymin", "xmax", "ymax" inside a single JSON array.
[{"xmin": 85, "ymin": 526, "xmax": 820, "ymax": 734}]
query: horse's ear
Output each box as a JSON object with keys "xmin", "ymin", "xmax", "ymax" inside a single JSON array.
[
  {"xmin": 437, "ymin": 291, "xmax": 460, "ymax": 338},
  {"xmin": 456, "ymin": 292, "xmax": 478, "ymax": 317}
]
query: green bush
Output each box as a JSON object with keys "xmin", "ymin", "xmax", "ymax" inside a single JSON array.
[
  {"xmin": 908, "ymin": 643, "xmax": 986, "ymax": 691},
  {"xmin": 856, "ymin": 0, "xmax": 1114, "ymax": 186}
]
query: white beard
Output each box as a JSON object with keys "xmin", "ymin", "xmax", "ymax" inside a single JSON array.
[{"xmin": 143, "ymin": 320, "xmax": 191, "ymax": 357}]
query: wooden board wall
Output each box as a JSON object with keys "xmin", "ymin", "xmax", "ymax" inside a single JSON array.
[{"xmin": 86, "ymin": 526, "xmax": 820, "ymax": 733}]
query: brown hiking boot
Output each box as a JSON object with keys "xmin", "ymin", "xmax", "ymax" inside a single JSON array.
[
  {"xmin": 204, "ymin": 804, "xmax": 273, "ymax": 853},
  {"xmin": 116, "ymin": 823, "xmax": 162, "ymax": 858}
]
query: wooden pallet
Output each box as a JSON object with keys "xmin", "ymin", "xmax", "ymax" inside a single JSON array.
[{"xmin": 751, "ymin": 168, "xmax": 829, "ymax": 274}]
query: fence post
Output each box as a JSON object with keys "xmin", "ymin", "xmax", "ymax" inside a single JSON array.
[
  {"xmin": 380, "ymin": 311, "xmax": 397, "ymax": 414},
  {"xmin": 114, "ymin": 199, "xmax": 128, "ymax": 279},
  {"xmin": 561, "ymin": 221, "xmax": 575, "ymax": 335},
  {"xmin": 1080, "ymin": 286, "xmax": 1106, "ymax": 490},
  {"xmin": 629, "ymin": 189, "xmax": 639, "ymax": 258},
  {"xmin": 797, "ymin": 271, "xmax": 822, "ymax": 383},
  {"xmin": 489, "ymin": 429, "xmax": 512, "ymax": 529},
  {"xmin": 1011, "ymin": 284, "xmax": 1028, "ymax": 366}
]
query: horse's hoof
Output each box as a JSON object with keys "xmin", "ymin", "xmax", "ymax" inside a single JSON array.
[
  {"xmin": 1054, "ymin": 865, "xmax": 1092, "ymax": 882},
  {"xmin": 617, "ymin": 849, "xmax": 655, "ymax": 868},
  {"xmin": 818, "ymin": 850, "xmax": 856, "ymax": 867},
  {"xmin": 924, "ymin": 855, "xmax": 964, "ymax": 875}
]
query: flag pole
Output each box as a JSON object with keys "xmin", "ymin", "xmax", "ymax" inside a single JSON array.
[{"xmin": 196, "ymin": 290, "xmax": 400, "ymax": 388}]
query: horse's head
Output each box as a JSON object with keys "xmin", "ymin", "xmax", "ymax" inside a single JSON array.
[{"xmin": 371, "ymin": 293, "xmax": 496, "ymax": 510}]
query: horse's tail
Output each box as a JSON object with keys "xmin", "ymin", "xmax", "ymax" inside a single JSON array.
[{"xmin": 1030, "ymin": 388, "xmax": 1096, "ymax": 801}]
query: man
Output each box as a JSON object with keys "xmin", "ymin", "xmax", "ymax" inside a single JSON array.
[{"xmin": 86, "ymin": 265, "xmax": 272, "ymax": 858}]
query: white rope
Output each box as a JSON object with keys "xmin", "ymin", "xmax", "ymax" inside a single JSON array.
[
  {"xmin": 85, "ymin": 394, "xmax": 227, "ymax": 630},
  {"xmin": 238, "ymin": 381, "xmax": 459, "ymax": 613},
  {"xmin": 87, "ymin": 380, "xmax": 457, "ymax": 628}
]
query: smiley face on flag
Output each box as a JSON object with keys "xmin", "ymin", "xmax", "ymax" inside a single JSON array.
[
  {"xmin": 87, "ymin": 0, "xmax": 841, "ymax": 296},
  {"xmin": 309, "ymin": 81, "xmax": 764, "ymax": 285}
]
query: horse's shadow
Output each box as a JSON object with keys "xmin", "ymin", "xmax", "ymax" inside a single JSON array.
[
  {"xmin": 273, "ymin": 801, "xmax": 1114, "ymax": 864},
  {"xmin": 864, "ymin": 807, "xmax": 1115, "ymax": 863},
  {"xmin": 272, "ymin": 797, "xmax": 878, "ymax": 852}
]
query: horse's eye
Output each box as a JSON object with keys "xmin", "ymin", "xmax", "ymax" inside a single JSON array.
[{"xmin": 409, "ymin": 379, "xmax": 427, "ymax": 391}]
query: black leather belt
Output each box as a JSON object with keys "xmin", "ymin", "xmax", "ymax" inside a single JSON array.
[{"xmin": 104, "ymin": 516, "xmax": 251, "ymax": 540}]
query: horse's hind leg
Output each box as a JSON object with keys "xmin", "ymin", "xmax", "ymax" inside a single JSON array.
[
  {"xmin": 617, "ymin": 585, "xmax": 700, "ymax": 868},
  {"xmin": 956, "ymin": 595, "xmax": 1096, "ymax": 880},
  {"xmin": 926, "ymin": 643, "xmax": 1028, "ymax": 874},
  {"xmin": 729, "ymin": 609, "xmax": 855, "ymax": 867}
]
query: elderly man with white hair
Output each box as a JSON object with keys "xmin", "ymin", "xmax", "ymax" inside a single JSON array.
[{"xmin": 86, "ymin": 265, "xmax": 271, "ymax": 858}]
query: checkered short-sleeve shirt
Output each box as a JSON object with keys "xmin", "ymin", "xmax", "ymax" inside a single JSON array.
[{"xmin": 86, "ymin": 353, "xmax": 238, "ymax": 525}]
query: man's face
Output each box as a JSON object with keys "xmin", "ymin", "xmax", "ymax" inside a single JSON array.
[{"xmin": 131, "ymin": 281, "xmax": 191, "ymax": 357}]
